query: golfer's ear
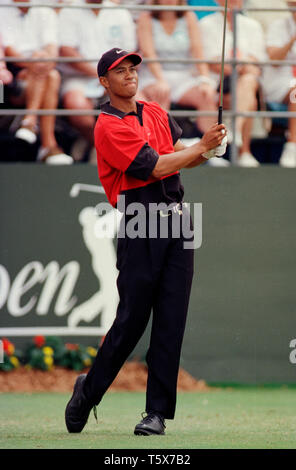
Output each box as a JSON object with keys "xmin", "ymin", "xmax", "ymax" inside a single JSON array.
[{"xmin": 99, "ymin": 75, "xmax": 109, "ymax": 88}]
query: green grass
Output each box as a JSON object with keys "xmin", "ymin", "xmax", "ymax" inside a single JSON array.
[{"xmin": 0, "ymin": 388, "xmax": 296, "ymax": 449}]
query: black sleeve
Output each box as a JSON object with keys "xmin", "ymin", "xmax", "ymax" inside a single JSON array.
[
  {"xmin": 125, "ymin": 143, "xmax": 159, "ymax": 181},
  {"xmin": 167, "ymin": 113, "xmax": 183, "ymax": 145}
]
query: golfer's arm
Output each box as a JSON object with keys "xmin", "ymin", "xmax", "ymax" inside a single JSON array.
[
  {"xmin": 174, "ymin": 140, "xmax": 208, "ymax": 168},
  {"xmin": 151, "ymin": 140, "xmax": 207, "ymax": 178}
]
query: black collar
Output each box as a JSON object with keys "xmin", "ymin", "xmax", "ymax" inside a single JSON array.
[{"xmin": 100, "ymin": 101, "xmax": 144, "ymax": 124}]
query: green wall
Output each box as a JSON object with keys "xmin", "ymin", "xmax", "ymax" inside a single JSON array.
[{"xmin": 1, "ymin": 165, "xmax": 296, "ymax": 383}]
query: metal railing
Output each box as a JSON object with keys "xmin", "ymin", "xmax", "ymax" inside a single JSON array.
[{"xmin": 1, "ymin": 2, "xmax": 296, "ymax": 163}]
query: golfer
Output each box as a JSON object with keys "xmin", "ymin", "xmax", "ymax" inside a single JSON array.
[{"xmin": 65, "ymin": 48, "xmax": 227, "ymax": 436}]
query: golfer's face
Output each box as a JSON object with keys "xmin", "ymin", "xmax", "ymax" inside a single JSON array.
[{"xmin": 104, "ymin": 59, "xmax": 138, "ymax": 98}]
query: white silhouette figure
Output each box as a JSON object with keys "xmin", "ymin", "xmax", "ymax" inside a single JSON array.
[{"xmin": 68, "ymin": 205, "xmax": 121, "ymax": 331}]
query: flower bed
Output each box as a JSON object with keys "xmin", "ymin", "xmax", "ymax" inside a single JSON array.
[
  {"xmin": 0, "ymin": 337, "xmax": 211, "ymax": 393},
  {"xmin": 0, "ymin": 336, "xmax": 98, "ymax": 372}
]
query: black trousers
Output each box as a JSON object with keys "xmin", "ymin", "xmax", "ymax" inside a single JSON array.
[{"xmin": 83, "ymin": 210, "xmax": 194, "ymax": 419}]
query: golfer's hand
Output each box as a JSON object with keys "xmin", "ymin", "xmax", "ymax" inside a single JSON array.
[
  {"xmin": 202, "ymin": 126, "xmax": 228, "ymax": 159},
  {"xmin": 214, "ymin": 134, "xmax": 228, "ymax": 157},
  {"xmin": 200, "ymin": 124, "xmax": 227, "ymax": 158}
]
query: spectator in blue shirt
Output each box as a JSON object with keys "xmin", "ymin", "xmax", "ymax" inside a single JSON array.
[{"xmin": 187, "ymin": 0, "xmax": 218, "ymax": 19}]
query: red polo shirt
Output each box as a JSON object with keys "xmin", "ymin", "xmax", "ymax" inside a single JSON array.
[{"xmin": 94, "ymin": 100, "xmax": 184, "ymax": 208}]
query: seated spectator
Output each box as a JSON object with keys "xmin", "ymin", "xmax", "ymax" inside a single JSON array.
[
  {"xmin": 137, "ymin": 0, "xmax": 218, "ymax": 136},
  {"xmin": 245, "ymin": 0, "xmax": 288, "ymax": 33},
  {"xmin": 199, "ymin": 0, "xmax": 266, "ymax": 167},
  {"xmin": 0, "ymin": 37, "xmax": 13, "ymax": 89},
  {"xmin": 58, "ymin": 0, "xmax": 137, "ymax": 158},
  {"xmin": 263, "ymin": 0, "xmax": 296, "ymax": 167},
  {"xmin": 0, "ymin": 2, "xmax": 13, "ymax": 81},
  {"xmin": 120, "ymin": 0, "xmax": 147, "ymax": 22},
  {"xmin": 187, "ymin": 0, "xmax": 218, "ymax": 20},
  {"xmin": 1, "ymin": 0, "xmax": 73, "ymax": 163},
  {"xmin": 1, "ymin": 0, "xmax": 73, "ymax": 164}
]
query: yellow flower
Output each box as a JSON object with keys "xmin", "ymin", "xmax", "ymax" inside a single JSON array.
[
  {"xmin": 83, "ymin": 358, "xmax": 92, "ymax": 367},
  {"xmin": 86, "ymin": 347, "xmax": 97, "ymax": 357},
  {"xmin": 43, "ymin": 355, "xmax": 54, "ymax": 366},
  {"xmin": 42, "ymin": 346, "xmax": 54, "ymax": 356},
  {"xmin": 10, "ymin": 356, "xmax": 19, "ymax": 368}
]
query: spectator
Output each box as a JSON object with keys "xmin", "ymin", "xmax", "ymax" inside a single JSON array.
[
  {"xmin": 0, "ymin": 37, "xmax": 13, "ymax": 88},
  {"xmin": 263, "ymin": 0, "xmax": 296, "ymax": 167},
  {"xmin": 58, "ymin": 0, "xmax": 137, "ymax": 156},
  {"xmin": 0, "ymin": 3, "xmax": 15, "ymax": 106},
  {"xmin": 199, "ymin": 0, "xmax": 266, "ymax": 167},
  {"xmin": 1, "ymin": 0, "xmax": 73, "ymax": 163},
  {"xmin": 245, "ymin": 0, "xmax": 288, "ymax": 33},
  {"xmin": 137, "ymin": 0, "xmax": 218, "ymax": 136},
  {"xmin": 120, "ymin": 0, "xmax": 147, "ymax": 22},
  {"xmin": 187, "ymin": 0, "xmax": 218, "ymax": 20}
]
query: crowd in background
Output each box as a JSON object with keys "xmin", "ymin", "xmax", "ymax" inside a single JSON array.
[{"xmin": 0, "ymin": 0, "xmax": 296, "ymax": 167}]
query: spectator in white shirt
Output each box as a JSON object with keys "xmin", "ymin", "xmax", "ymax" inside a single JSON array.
[
  {"xmin": 0, "ymin": 2, "xmax": 13, "ymax": 86},
  {"xmin": 120, "ymin": 0, "xmax": 147, "ymax": 22},
  {"xmin": 0, "ymin": 35, "xmax": 13, "ymax": 86},
  {"xmin": 137, "ymin": 0, "xmax": 218, "ymax": 136},
  {"xmin": 264, "ymin": 0, "xmax": 296, "ymax": 168},
  {"xmin": 244, "ymin": 0, "xmax": 288, "ymax": 33},
  {"xmin": 59, "ymin": 0, "xmax": 137, "ymax": 150},
  {"xmin": 199, "ymin": 0, "xmax": 266, "ymax": 167},
  {"xmin": 2, "ymin": 0, "xmax": 73, "ymax": 163}
]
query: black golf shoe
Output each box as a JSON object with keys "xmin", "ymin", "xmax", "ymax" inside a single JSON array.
[
  {"xmin": 134, "ymin": 412, "xmax": 166, "ymax": 436},
  {"xmin": 65, "ymin": 374, "xmax": 97, "ymax": 433}
]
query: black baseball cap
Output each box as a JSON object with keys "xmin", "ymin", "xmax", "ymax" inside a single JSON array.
[{"xmin": 97, "ymin": 48, "xmax": 142, "ymax": 77}]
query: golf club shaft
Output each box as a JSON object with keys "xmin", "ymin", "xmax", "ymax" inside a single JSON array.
[{"xmin": 218, "ymin": 0, "xmax": 228, "ymax": 124}]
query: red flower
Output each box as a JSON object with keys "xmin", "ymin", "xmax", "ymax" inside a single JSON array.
[
  {"xmin": 2, "ymin": 338, "xmax": 15, "ymax": 355},
  {"xmin": 65, "ymin": 343, "xmax": 79, "ymax": 351},
  {"xmin": 34, "ymin": 335, "xmax": 46, "ymax": 348}
]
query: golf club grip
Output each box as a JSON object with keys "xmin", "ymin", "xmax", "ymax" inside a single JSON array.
[{"xmin": 218, "ymin": 106, "xmax": 223, "ymax": 125}]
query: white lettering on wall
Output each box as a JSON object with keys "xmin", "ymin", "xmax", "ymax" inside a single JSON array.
[
  {"xmin": 37, "ymin": 261, "xmax": 79, "ymax": 316},
  {"xmin": 7, "ymin": 261, "xmax": 43, "ymax": 316},
  {"xmin": 0, "ymin": 261, "xmax": 79, "ymax": 317},
  {"xmin": 0, "ymin": 265, "xmax": 10, "ymax": 310}
]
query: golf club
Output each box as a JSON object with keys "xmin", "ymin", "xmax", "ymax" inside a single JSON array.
[{"xmin": 218, "ymin": 0, "xmax": 228, "ymax": 124}]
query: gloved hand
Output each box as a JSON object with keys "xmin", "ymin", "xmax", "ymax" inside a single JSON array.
[
  {"xmin": 202, "ymin": 134, "xmax": 228, "ymax": 159},
  {"xmin": 215, "ymin": 135, "xmax": 228, "ymax": 157}
]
